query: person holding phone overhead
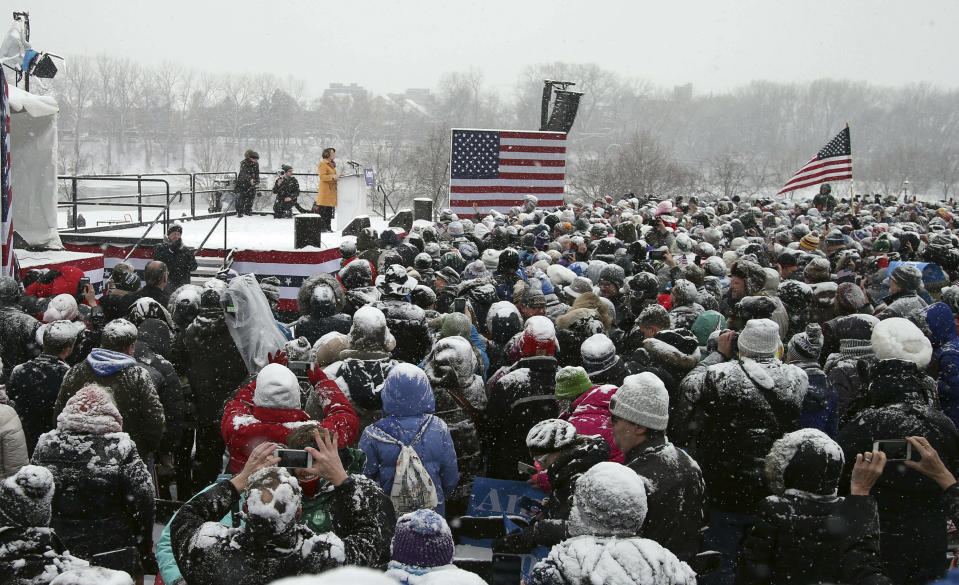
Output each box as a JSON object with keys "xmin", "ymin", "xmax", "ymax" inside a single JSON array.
[
  {"xmin": 316, "ymin": 147, "xmax": 338, "ymax": 232},
  {"xmin": 837, "ymin": 316, "xmax": 959, "ymax": 585}
]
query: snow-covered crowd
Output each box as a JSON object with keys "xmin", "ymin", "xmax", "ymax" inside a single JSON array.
[{"xmin": 4, "ymin": 188, "xmax": 959, "ymax": 585}]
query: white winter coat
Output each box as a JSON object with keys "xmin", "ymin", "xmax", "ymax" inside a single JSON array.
[{"xmin": 0, "ymin": 404, "xmax": 28, "ymax": 479}]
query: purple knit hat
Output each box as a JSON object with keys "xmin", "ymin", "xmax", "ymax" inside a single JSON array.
[{"xmin": 390, "ymin": 509, "xmax": 454, "ymax": 568}]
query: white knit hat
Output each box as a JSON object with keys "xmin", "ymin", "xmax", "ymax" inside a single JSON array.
[
  {"xmin": 872, "ymin": 317, "xmax": 932, "ymax": 368},
  {"xmin": 253, "ymin": 363, "xmax": 301, "ymax": 410},
  {"xmin": 610, "ymin": 372, "xmax": 669, "ymax": 431},
  {"xmin": 737, "ymin": 318, "xmax": 782, "ymax": 359}
]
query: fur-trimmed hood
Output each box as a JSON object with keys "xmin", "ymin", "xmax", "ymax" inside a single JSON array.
[{"xmin": 297, "ymin": 273, "xmax": 345, "ymax": 315}]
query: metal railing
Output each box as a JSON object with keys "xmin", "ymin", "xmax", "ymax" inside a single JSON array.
[{"xmin": 57, "ymin": 170, "xmax": 393, "ymax": 257}]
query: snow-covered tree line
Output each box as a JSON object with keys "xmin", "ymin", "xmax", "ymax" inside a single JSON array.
[{"xmin": 36, "ymin": 56, "xmax": 959, "ymax": 208}]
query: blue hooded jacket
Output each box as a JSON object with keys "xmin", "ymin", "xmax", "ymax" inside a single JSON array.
[
  {"xmin": 926, "ymin": 302, "xmax": 959, "ymax": 428},
  {"xmin": 86, "ymin": 348, "xmax": 137, "ymax": 376},
  {"xmin": 358, "ymin": 363, "xmax": 459, "ymax": 515}
]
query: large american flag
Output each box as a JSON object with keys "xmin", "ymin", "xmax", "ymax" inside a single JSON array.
[
  {"xmin": 0, "ymin": 68, "xmax": 13, "ymax": 277},
  {"xmin": 778, "ymin": 126, "xmax": 852, "ymax": 195},
  {"xmin": 449, "ymin": 129, "xmax": 566, "ymax": 216}
]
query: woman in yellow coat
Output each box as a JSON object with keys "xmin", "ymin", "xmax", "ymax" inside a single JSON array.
[{"xmin": 316, "ymin": 147, "xmax": 338, "ymax": 231}]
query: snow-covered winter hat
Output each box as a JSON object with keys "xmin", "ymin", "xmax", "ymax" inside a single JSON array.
[
  {"xmin": 313, "ymin": 331, "xmax": 350, "ymax": 366},
  {"xmin": 42, "ymin": 293, "xmax": 78, "ymax": 323},
  {"xmin": 890, "ymin": 264, "xmax": 923, "ymax": 292},
  {"xmin": 349, "ymin": 305, "xmax": 396, "ymax": 352},
  {"xmin": 703, "ymin": 255, "xmax": 728, "ymax": 278},
  {"xmin": 253, "ymin": 363, "xmax": 301, "ymax": 410},
  {"xmin": 520, "ymin": 316, "xmax": 558, "ymax": 357},
  {"xmin": 787, "ymin": 323, "xmax": 824, "ymax": 362},
  {"xmin": 461, "ymin": 260, "xmax": 488, "ymax": 281},
  {"xmin": 447, "ymin": 221, "xmax": 465, "ymax": 238},
  {"xmin": 57, "ymin": 385, "xmax": 123, "ymax": 434},
  {"xmin": 339, "ymin": 259, "xmax": 375, "ymax": 290},
  {"xmin": 242, "ymin": 467, "xmax": 302, "ymax": 535},
  {"xmin": 737, "ymin": 318, "xmax": 782, "ymax": 359},
  {"xmin": 554, "ymin": 366, "xmax": 593, "ymax": 399},
  {"xmin": 0, "ymin": 465, "xmax": 55, "ymax": 527},
  {"xmin": 390, "ymin": 509, "xmax": 455, "ymax": 568},
  {"xmin": 339, "ymin": 240, "xmax": 357, "ymax": 260},
  {"xmin": 284, "ymin": 336, "xmax": 312, "ymax": 362},
  {"xmin": 565, "ymin": 276, "xmax": 597, "ymax": 301},
  {"xmin": 670, "ymin": 279, "xmax": 699, "ymax": 307},
  {"xmin": 376, "ymin": 264, "xmax": 417, "ymax": 296},
  {"xmin": 610, "ymin": 372, "xmax": 669, "ymax": 431},
  {"xmin": 437, "ymin": 312, "xmax": 472, "ymax": 340},
  {"xmin": 424, "ymin": 336, "xmax": 476, "ymax": 389},
  {"xmin": 526, "ymin": 418, "xmax": 578, "ymax": 456},
  {"xmin": 259, "ymin": 276, "xmax": 282, "ymax": 306},
  {"xmin": 581, "ymin": 333, "xmax": 618, "ymax": 375},
  {"xmin": 872, "ymin": 317, "xmax": 932, "ymax": 368},
  {"xmin": 51, "ymin": 567, "xmax": 134, "ymax": 585},
  {"xmin": 804, "ymin": 257, "xmax": 831, "ymax": 283},
  {"xmin": 599, "ymin": 264, "xmax": 626, "ymax": 289},
  {"xmin": 637, "ymin": 304, "xmax": 671, "ymax": 330},
  {"xmin": 836, "ymin": 282, "xmax": 869, "ymax": 313},
  {"xmin": 764, "ymin": 428, "xmax": 844, "ymax": 497},
  {"xmin": 569, "ymin": 462, "xmax": 647, "ymax": 537},
  {"xmin": 481, "ymin": 248, "xmax": 501, "ymax": 271}
]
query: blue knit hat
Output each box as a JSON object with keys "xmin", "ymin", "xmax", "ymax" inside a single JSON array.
[{"xmin": 390, "ymin": 509, "xmax": 454, "ymax": 568}]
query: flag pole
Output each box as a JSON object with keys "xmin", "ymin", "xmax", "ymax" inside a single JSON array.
[{"xmin": 846, "ymin": 122, "xmax": 854, "ymax": 204}]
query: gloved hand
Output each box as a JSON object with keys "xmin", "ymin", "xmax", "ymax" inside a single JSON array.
[
  {"xmin": 267, "ymin": 350, "xmax": 288, "ymax": 366},
  {"xmin": 492, "ymin": 528, "xmax": 535, "ymax": 554},
  {"xmin": 308, "ymin": 363, "xmax": 328, "ymax": 387}
]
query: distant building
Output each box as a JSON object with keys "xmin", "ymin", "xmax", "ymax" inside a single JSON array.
[
  {"xmin": 323, "ymin": 83, "xmax": 369, "ymax": 100},
  {"xmin": 673, "ymin": 83, "xmax": 693, "ymax": 102}
]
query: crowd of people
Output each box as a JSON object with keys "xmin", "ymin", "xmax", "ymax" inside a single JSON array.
[{"xmin": 4, "ymin": 186, "xmax": 959, "ymax": 584}]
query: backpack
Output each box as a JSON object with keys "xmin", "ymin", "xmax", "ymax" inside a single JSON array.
[{"xmin": 365, "ymin": 415, "xmax": 439, "ymax": 514}]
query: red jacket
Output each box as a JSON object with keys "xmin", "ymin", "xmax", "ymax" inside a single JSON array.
[
  {"xmin": 221, "ymin": 377, "xmax": 360, "ymax": 474},
  {"xmin": 25, "ymin": 265, "xmax": 85, "ymax": 298}
]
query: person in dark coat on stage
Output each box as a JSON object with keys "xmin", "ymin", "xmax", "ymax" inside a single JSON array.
[
  {"xmin": 235, "ymin": 149, "xmax": 259, "ymax": 217},
  {"xmin": 272, "ymin": 164, "xmax": 299, "ymax": 218}
]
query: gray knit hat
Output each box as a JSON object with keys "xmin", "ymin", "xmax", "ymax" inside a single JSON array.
[
  {"xmin": 891, "ymin": 264, "xmax": 923, "ymax": 292},
  {"xmin": 609, "ymin": 372, "xmax": 669, "ymax": 431},
  {"xmin": 787, "ymin": 323, "xmax": 824, "ymax": 362},
  {"xmin": 737, "ymin": 318, "xmax": 782, "ymax": 359}
]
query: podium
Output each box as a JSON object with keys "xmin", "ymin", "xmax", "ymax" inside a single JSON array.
[{"xmin": 336, "ymin": 174, "xmax": 369, "ymax": 232}]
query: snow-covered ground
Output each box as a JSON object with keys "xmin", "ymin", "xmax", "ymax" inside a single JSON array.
[{"xmin": 65, "ymin": 212, "xmax": 393, "ymax": 252}]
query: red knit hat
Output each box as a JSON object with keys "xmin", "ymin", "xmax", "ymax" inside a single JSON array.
[{"xmin": 520, "ymin": 315, "xmax": 558, "ymax": 357}]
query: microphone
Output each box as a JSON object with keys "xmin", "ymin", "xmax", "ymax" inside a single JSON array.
[{"xmin": 347, "ymin": 160, "xmax": 361, "ymax": 167}]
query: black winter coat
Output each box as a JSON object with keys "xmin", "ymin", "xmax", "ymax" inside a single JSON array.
[
  {"xmin": 374, "ymin": 298, "xmax": 431, "ymax": 364},
  {"xmin": 153, "ymin": 239, "xmax": 198, "ymax": 290},
  {"xmin": 624, "ymin": 436, "xmax": 705, "ymax": 563},
  {"xmin": 32, "ymin": 430, "xmax": 155, "ymax": 565},
  {"xmin": 680, "ymin": 353, "xmax": 806, "ymax": 514},
  {"xmin": 171, "ymin": 475, "xmax": 395, "ymax": 585},
  {"xmin": 837, "ymin": 358, "xmax": 959, "ymax": 585},
  {"xmin": 235, "ymin": 158, "xmax": 259, "ymax": 197},
  {"xmin": 135, "ymin": 340, "xmax": 187, "ymax": 456},
  {"xmin": 7, "ymin": 354, "xmax": 69, "ymax": 455},
  {"xmin": 182, "ymin": 308, "xmax": 248, "ymax": 427},
  {"xmin": 736, "ymin": 493, "xmax": 878, "ymax": 585},
  {"xmin": 485, "ymin": 355, "xmax": 560, "ymax": 480},
  {"xmin": 0, "ymin": 303, "xmax": 40, "ymax": 381}
]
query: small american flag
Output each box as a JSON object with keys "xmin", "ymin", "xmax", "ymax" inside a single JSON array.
[
  {"xmin": 449, "ymin": 129, "xmax": 566, "ymax": 216},
  {"xmin": 778, "ymin": 126, "xmax": 852, "ymax": 195},
  {"xmin": 0, "ymin": 68, "xmax": 13, "ymax": 277}
]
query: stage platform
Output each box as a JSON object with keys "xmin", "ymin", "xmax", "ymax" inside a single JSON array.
[{"xmin": 57, "ymin": 214, "xmax": 397, "ymax": 312}]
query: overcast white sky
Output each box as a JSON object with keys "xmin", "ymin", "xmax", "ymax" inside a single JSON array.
[{"xmin": 15, "ymin": 0, "xmax": 959, "ymax": 97}]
